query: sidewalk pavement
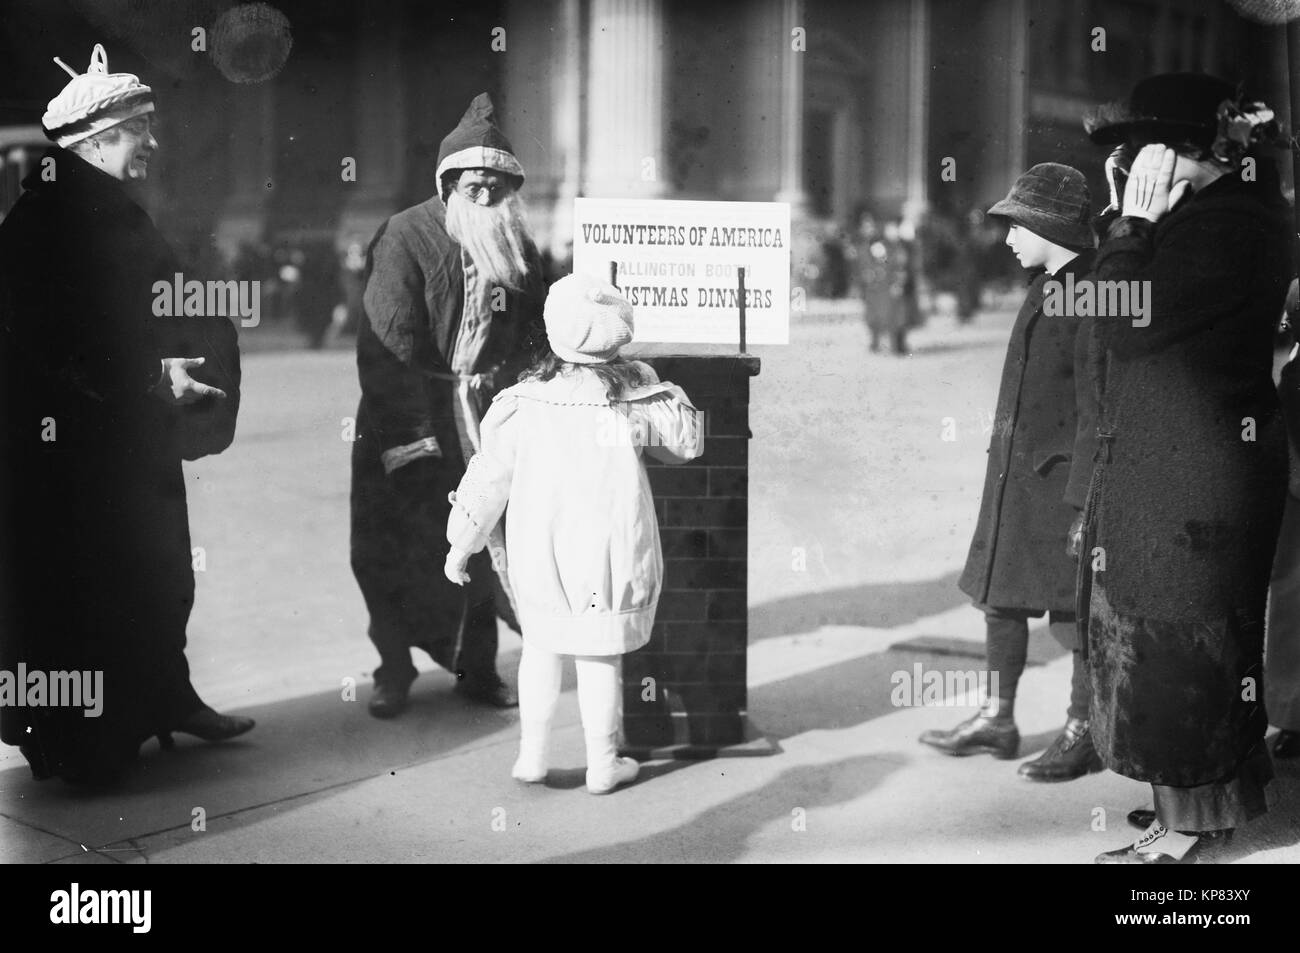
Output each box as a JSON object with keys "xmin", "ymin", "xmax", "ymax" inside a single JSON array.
[
  {"xmin": 3, "ymin": 305, "xmax": 1298, "ymax": 863},
  {"xmin": 5, "ymin": 617, "xmax": 1298, "ymax": 864}
]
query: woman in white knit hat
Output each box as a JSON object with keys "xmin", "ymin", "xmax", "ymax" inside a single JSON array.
[
  {"xmin": 0, "ymin": 44, "xmax": 249, "ymax": 786},
  {"xmin": 444, "ymin": 273, "xmax": 703, "ymax": 794}
]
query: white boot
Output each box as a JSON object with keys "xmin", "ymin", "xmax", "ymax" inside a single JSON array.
[
  {"xmin": 512, "ymin": 728, "xmax": 550, "ymax": 783},
  {"xmin": 513, "ymin": 643, "xmax": 562, "ymax": 783},
  {"xmin": 585, "ymin": 733, "xmax": 639, "ymax": 794},
  {"xmin": 586, "ymin": 756, "xmax": 639, "ymax": 794},
  {"xmin": 575, "ymin": 656, "xmax": 636, "ymax": 793},
  {"xmin": 511, "ymin": 754, "xmax": 548, "ymax": 783}
]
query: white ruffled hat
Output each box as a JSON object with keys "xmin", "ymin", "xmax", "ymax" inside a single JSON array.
[
  {"xmin": 544, "ymin": 274, "xmax": 634, "ymax": 365},
  {"xmin": 42, "ymin": 44, "xmax": 154, "ymax": 148}
]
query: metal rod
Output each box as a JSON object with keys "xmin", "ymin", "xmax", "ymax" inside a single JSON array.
[{"xmin": 738, "ymin": 266, "xmax": 747, "ymax": 353}]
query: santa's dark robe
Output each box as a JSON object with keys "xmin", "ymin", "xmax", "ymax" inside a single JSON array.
[{"xmin": 349, "ymin": 197, "xmax": 543, "ymax": 687}]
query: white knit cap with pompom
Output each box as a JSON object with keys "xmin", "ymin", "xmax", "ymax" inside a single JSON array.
[
  {"xmin": 543, "ymin": 273, "xmax": 635, "ymax": 365},
  {"xmin": 42, "ymin": 44, "xmax": 154, "ymax": 148}
]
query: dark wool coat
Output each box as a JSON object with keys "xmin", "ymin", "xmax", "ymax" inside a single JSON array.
[
  {"xmin": 349, "ymin": 198, "xmax": 543, "ymax": 668},
  {"xmin": 1080, "ymin": 170, "xmax": 1293, "ymax": 786},
  {"xmin": 959, "ymin": 252, "xmax": 1095, "ymax": 615},
  {"xmin": 0, "ymin": 148, "xmax": 240, "ymax": 782}
]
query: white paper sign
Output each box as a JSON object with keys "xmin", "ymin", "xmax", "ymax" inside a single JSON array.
[{"xmin": 572, "ymin": 197, "xmax": 790, "ymax": 345}]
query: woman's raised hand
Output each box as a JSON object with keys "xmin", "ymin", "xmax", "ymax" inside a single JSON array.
[{"xmin": 1122, "ymin": 144, "xmax": 1192, "ymax": 223}]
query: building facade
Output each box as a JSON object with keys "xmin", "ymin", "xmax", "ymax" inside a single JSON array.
[{"xmin": 0, "ymin": 0, "xmax": 1291, "ymax": 272}]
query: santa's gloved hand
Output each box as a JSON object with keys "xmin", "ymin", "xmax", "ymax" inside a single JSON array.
[{"xmin": 1067, "ymin": 511, "xmax": 1085, "ymax": 559}]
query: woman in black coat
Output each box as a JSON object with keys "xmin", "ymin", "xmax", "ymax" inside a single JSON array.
[
  {"xmin": 1080, "ymin": 74, "xmax": 1294, "ymax": 863},
  {"xmin": 0, "ymin": 47, "xmax": 252, "ymax": 784}
]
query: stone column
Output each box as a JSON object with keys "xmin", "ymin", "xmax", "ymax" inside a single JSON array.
[
  {"xmin": 1004, "ymin": 0, "xmax": 1027, "ymax": 188},
  {"xmin": 855, "ymin": 0, "xmax": 931, "ymax": 218},
  {"xmin": 335, "ymin": 10, "xmax": 408, "ymax": 252},
  {"xmin": 583, "ymin": 0, "xmax": 668, "ymax": 198},
  {"xmin": 728, "ymin": 0, "xmax": 807, "ymax": 212},
  {"xmin": 213, "ymin": 82, "xmax": 274, "ymax": 264},
  {"xmin": 903, "ymin": 0, "xmax": 931, "ymax": 222},
  {"xmin": 1286, "ymin": 15, "xmax": 1300, "ymax": 207},
  {"xmin": 775, "ymin": 0, "xmax": 808, "ymax": 214},
  {"xmin": 550, "ymin": 0, "xmax": 585, "ymax": 261},
  {"xmin": 503, "ymin": 0, "xmax": 583, "ymax": 261},
  {"xmin": 963, "ymin": 0, "xmax": 1026, "ymax": 210}
]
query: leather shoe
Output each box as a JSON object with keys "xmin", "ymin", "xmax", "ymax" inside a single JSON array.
[
  {"xmin": 456, "ymin": 672, "xmax": 519, "ymax": 708},
  {"xmin": 1018, "ymin": 717, "xmax": 1103, "ymax": 781},
  {"xmin": 1273, "ymin": 729, "xmax": 1300, "ymax": 758},
  {"xmin": 1096, "ymin": 829, "xmax": 1232, "ymax": 864},
  {"xmin": 919, "ymin": 699, "xmax": 1019, "ymax": 759},
  {"xmin": 1127, "ymin": 808, "xmax": 1156, "ymax": 830},
  {"xmin": 368, "ymin": 680, "xmax": 411, "ymax": 719},
  {"xmin": 167, "ymin": 706, "xmax": 255, "ymax": 744}
]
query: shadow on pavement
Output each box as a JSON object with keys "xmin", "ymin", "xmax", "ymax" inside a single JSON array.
[
  {"xmin": 539, "ymin": 753, "xmax": 901, "ymax": 863},
  {"xmin": 748, "ymin": 571, "xmax": 968, "ymax": 643},
  {"xmin": 0, "ymin": 675, "xmax": 518, "ymax": 859},
  {"xmin": 748, "ymin": 630, "xmax": 1065, "ymax": 743}
]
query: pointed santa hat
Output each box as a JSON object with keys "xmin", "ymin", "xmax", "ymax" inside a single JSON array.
[
  {"xmin": 42, "ymin": 44, "xmax": 154, "ymax": 148},
  {"xmin": 435, "ymin": 92, "xmax": 524, "ymax": 201}
]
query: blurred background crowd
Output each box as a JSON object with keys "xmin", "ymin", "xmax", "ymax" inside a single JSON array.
[{"xmin": 0, "ymin": 0, "xmax": 1295, "ymax": 348}]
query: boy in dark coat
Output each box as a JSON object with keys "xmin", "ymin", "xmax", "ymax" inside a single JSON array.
[{"xmin": 920, "ymin": 164, "xmax": 1102, "ymax": 782}]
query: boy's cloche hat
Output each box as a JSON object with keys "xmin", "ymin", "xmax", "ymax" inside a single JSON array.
[{"xmin": 988, "ymin": 162, "xmax": 1095, "ymax": 251}]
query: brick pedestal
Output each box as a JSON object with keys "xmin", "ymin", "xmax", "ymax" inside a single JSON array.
[{"xmin": 621, "ymin": 352, "xmax": 760, "ymax": 755}]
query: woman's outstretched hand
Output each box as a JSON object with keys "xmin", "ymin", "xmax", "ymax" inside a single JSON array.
[
  {"xmin": 1122, "ymin": 144, "xmax": 1192, "ymax": 223},
  {"xmin": 153, "ymin": 356, "xmax": 227, "ymax": 405}
]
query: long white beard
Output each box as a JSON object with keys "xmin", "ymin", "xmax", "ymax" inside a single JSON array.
[{"xmin": 445, "ymin": 190, "xmax": 535, "ymax": 291}]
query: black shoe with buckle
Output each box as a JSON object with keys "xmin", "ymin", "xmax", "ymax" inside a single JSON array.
[
  {"xmin": 918, "ymin": 698, "xmax": 1019, "ymax": 759},
  {"xmin": 1096, "ymin": 827, "xmax": 1233, "ymax": 864},
  {"xmin": 1018, "ymin": 717, "xmax": 1103, "ymax": 782},
  {"xmin": 455, "ymin": 672, "xmax": 519, "ymax": 709}
]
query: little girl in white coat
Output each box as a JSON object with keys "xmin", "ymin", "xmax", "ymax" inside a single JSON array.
[{"xmin": 444, "ymin": 273, "xmax": 703, "ymax": 794}]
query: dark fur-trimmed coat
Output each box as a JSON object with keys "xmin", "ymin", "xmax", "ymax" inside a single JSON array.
[
  {"xmin": 1080, "ymin": 170, "xmax": 1293, "ymax": 786},
  {"xmin": 0, "ymin": 149, "xmax": 240, "ymax": 780}
]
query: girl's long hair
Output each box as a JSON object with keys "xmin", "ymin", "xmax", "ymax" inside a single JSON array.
[{"xmin": 518, "ymin": 335, "xmax": 651, "ymax": 401}]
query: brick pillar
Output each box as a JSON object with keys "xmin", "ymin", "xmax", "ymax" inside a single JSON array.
[{"xmin": 621, "ymin": 353, "xmax": 760, "ymax": 755}]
